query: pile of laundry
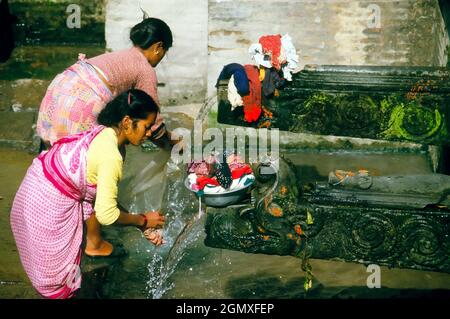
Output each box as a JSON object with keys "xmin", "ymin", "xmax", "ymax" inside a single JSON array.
[
  {"xmin": 216, "ymin": 34, "xmax": 299, "ymax": 125},
  {"xmin": 186, "ymin": 151, "xmax": 255, "ymax": 195}
]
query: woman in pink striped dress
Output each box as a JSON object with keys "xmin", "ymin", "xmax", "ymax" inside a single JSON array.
[
  {"xmin": 35, "ymin": 17, "xmax": 175, "ymax": 259},
  {"xmin": 11, "ymin": 89, "xmax": 166, "ymax": 298}
]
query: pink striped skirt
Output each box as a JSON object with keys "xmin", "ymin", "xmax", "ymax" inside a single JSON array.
[{"xmin": 10, "ymin": 158, "xmax": 93, "ymax": 298}]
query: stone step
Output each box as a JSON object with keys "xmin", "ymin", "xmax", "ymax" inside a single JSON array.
[
  {"xmin": 0, "ymin": 45, "xmax": 106, "ymax": 81},
  {"xmin": 0, "ymin": 110, "xmax": 39, "ymax": 151},
  {"xmin": 0, "ymin": 79, "xmax": 49, "ymax": 112},
  {"xmin": 0, "ymin": 104, "xmax": 201, "ymax": 153},
  {"xmin": 217, "ymin": 64, "xmax": 450, "ymax": 146},
  {"xmin": 0, "ymin": 45, "xmax": 106, "ymax": 113},
  {"xmin": 0, "ymin": 44, "xmax": 104, "ymax": 151}
]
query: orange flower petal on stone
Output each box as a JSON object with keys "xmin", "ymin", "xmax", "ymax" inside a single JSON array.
[
  {"xmin": 269, "ymin": 205, "xmax": 283, "ymax": 217},
  {"xmin": 294, "ymin": 224, "xmax": 303, "ymax": 236}
]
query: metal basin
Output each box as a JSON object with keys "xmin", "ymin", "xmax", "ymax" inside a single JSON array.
[{"xmin": 184, "ymin": 177, "xmax": 254, "ymax": 208}]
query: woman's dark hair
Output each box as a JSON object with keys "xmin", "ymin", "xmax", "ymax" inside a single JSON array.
[
  {"xmin": 97, "ymin": 89, "xmax": 159, "ymax": 127},
  {"xmin": 130, "ymin": 17, "xmax": 173, "ymax": 50}
]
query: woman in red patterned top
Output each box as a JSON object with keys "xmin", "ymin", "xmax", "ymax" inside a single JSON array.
[{"xmin": 36, "ymin": 17, "xmax": 174, "ymax": 148}]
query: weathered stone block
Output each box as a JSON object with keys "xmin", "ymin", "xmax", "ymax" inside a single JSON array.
[
  {"xmin": 0, "ymin": 111, "xmax": 37, "ymax": 149},
  {"xmin": 0, "ymin": 45, "xmax": 105, "ymax": 81},
  {"xmin": 10, "ymin": 0, "xmax": 106, "ymax": 45},
  {"xmin": 0, "ymin": 79, "xmax": 50, "ymax": 112},
  {"xmin": 207, "ymin": 0, "xmax": 449, "ymax": 99},
  {"xmin": 205, "ymin": 157, "xmax": 450, "ymax": 273},
  {"xmin": 218, "ymin": 65, "xmax": 450, "ymax": 146}
]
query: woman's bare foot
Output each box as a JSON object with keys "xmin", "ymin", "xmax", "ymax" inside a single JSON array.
[{"xmin": 85, "ymin": 239, "xmax": 113, "ymax": 257}]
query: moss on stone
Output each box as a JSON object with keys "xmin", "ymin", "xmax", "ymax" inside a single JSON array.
[
  {"xmin": 0, "ymin": 45, "xmax": 105, "ymax": 80},
  {"xmin": 10, "ymin": 0, "xmax": 106, "ymax": 46},
  {"xmin": 381, "ymin": 97, "xmax": 448, "ymax": 144}
]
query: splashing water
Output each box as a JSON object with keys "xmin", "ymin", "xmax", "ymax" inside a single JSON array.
[
  {"xmin": 146, "ymin": 205, "xmax": 205, "ymax": 299},
  {"xmin": 165, "ymin": 201, "xmax": 205, "ymax": 268},
  {"xmin": 141, "ymin": 157, "xmax": 206, "ymax": 299}
]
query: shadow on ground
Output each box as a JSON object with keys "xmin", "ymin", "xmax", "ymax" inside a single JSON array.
[{"xmin": 224, "ymin": 272, "xmax": 450, "ymax": 299}]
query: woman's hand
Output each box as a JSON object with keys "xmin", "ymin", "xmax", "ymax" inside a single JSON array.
[
  {"xmin": 142, "ymin": 210, "xmax": 165, "ymax": 229},
  {"xmin": 143, "ymin": 228, "xmax": 165, "ymax": 246}
]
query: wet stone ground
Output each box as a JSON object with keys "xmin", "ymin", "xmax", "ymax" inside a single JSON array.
[{"xmin": 2, "ymin": 147, "xmax": 450, "ymax": 299}]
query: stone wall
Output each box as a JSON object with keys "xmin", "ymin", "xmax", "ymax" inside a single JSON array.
[
  {"xmin": 1, "ymin": 1, "xmax": 106, "ymax": 149},
  {"xmin": 4, "ymin": 0, "xmax": 449, "ymax": 108},
  {"xmin": 9, "ymin": 0, "xmax": 106, "ymax": 45},
  {"xmin": 207, "ymin": 0, "xmax": 449, "ymax": 101},
  {"xmin": 105, "ymin": 0, "xmax": 208, "ymax": 106}
]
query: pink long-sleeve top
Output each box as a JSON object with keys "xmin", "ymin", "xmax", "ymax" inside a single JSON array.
[
  {"xmin": 88, "ymin": 46, "xmax": 164, "ymax": 138},
  {"xmin": 88, "ymin": 46, "xmax": 159, "ymax": 104}
]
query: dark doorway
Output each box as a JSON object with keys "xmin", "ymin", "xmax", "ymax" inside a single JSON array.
[{"xmin": 0, "ymin": 0, "xmax": 16, "ymax": 62}]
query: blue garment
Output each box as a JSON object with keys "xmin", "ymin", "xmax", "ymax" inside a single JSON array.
[
  {"xmin": 262, "ymin": 68, "xmax": 286, "ymax": 97},
  {"xmin": 216, "ymin": 63, "xmax": 250, "ymax": 96}
]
